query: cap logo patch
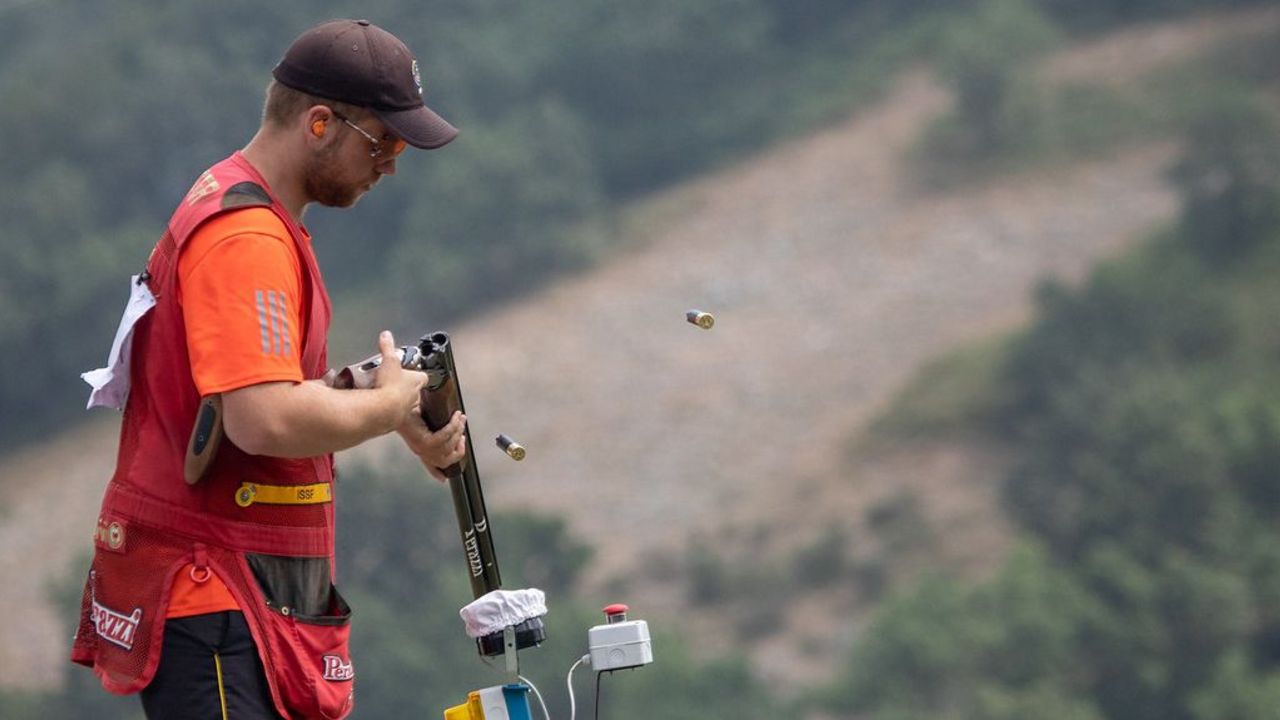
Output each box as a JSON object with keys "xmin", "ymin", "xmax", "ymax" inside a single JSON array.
[{"xmin": 411, "ymin": 59, "xmax": 423, "ymax": 96}]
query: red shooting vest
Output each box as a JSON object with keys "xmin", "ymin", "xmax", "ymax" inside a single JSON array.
[{"xmin": 72, "ymin": 153, "xmax": 355, "ymax": 719}]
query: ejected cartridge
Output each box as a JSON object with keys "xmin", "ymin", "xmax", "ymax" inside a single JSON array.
[
  {"xmin": 495, "ymin": 434, "xmax": 526, "ymax": 461},
  {"xmin": 685, "ymin": 310, "xmax": 715, "ymax": 329}
]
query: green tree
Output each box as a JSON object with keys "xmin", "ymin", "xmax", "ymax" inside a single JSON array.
[
  {"xmin": 820, "ymin": 545, "xmax": 1102, "ymax": 719},
  {"xmin": 542, "ymin": 0, "xmax": 776, "ymax": 196},
  {"xmin": 385, "ymin": 99, "xmax": 605, "ymax": 323},
  {"xmin": 822, "ymin": 91, "xmax": 1280, "ymax": 718},
  {"xmin": 1037, "ymin": 0, "xmax": 1263, "ymax": 33},
  {"xmin": 1190, "ymin": 650, "xmax": 1280, "ymax": 720},
  {"xmin": 1169, "ymin": 96, "xmax": 1280, "ymax": 265},
  {"xmin": 925, "ymin": 0, "xmax": 1060, "ymax": 164}
]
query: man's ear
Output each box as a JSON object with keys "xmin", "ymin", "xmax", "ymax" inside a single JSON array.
[{"xmin": 304, "ymin": 105, "xmax": 333, "ymax": 144}]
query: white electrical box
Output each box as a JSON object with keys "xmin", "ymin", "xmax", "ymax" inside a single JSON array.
[{"xmin": 588, "ymin": 605, "xmax": 653, "ymax": 671}]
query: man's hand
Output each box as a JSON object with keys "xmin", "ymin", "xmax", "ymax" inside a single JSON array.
[
  {"xmin": 398, "ymin": 409, "xmax": 467, "ymax": 483},
  {"xmin": 373, "ymin": 330, "xmax": 427, "ymax": 423}
]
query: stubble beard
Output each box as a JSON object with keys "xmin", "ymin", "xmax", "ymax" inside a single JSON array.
[{"xmin": 304, "ymin": 147, "xmax": 364, "ymax": 209}]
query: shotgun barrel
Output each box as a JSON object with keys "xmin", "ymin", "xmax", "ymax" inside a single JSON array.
[{"xmin": 417, "ymin": 331, "xmax": 502, "ymax": 598}]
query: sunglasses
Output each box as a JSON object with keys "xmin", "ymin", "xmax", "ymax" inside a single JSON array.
[{"xmin": 330, "ymin": 110, "xmax": 408, "ymax": 159}]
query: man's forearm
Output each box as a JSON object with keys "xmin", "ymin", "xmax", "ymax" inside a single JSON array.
[{"xmin": 221, "ymin": 379, "xmax": 405, "ymax": 458}]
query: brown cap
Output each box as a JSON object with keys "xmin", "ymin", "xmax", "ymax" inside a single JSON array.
[{"xmin": 273, "ymin": 19, "xmax": 458, "ymax": 150}]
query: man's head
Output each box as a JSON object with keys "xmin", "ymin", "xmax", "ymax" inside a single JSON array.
[
  {"xmin": 260, "ymin": 19, "xmax": 457, "ymax": 209},
  {"xmin": 272, "ymin": 19, "xmax": 457, "ymax": 150}
]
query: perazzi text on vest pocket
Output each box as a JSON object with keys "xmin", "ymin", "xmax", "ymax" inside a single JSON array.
[{"xmin": 244, "ymin": 553, "xmax": 355, "ymax": 718}]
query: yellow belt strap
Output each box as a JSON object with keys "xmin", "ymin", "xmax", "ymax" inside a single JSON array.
[{"xmin": 234, "ymin": 482, "xmax": 331, "ymax": 508}]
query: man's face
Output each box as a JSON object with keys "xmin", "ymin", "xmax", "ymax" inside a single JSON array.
[{"xmin": 304, "ymin": 112, "xmax": 402, "ymax": 209}]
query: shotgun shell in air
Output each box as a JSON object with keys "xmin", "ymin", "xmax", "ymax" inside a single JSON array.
[
  {"xmin": 686, "ymin": 310, "xmax": 715, "ymax": 330},
  {"xmin": 496, "ymin": 434, "xmax": 526, "ymax": 461}
]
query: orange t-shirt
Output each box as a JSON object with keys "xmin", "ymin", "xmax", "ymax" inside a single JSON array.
[{"xmin": 168, "ymin": 207, "xmax": 310, "ymax": 618}]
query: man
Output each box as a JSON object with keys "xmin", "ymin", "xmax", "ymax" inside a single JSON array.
[{"xmin": 71, "ymin": 19, "xmax": 466, "ymax": 719}]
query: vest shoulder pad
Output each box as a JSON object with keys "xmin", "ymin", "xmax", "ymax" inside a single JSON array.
[{"xmin": 221, "ymin": 181, "xmax": 272, "ymax": 210}]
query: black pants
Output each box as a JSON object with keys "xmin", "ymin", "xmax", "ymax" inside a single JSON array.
[{"xmin": 140, "ymin": 611, "xmax": 282, "ymax": 720}]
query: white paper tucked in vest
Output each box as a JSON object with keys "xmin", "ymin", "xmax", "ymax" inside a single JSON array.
[{"xmin": 81, "ymin": 274, "xmax": 157, "ymax": 410}]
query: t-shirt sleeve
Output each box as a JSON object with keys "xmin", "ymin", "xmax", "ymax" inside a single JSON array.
[{"xmin": 178, "ymin": 208, "xmax": 305, "ymax": 395}]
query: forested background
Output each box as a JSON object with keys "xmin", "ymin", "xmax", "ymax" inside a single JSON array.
[
  {"xmin": 819, "ymin": 86, "xmax": 1280, "ymax": 718},
  {"xmin": 0, "ymin": 0, "xmax": 919, "ymax": 450},
  {"xmin": 2, "ymin": 0, "xmax": 1279, "ymax": 717}
]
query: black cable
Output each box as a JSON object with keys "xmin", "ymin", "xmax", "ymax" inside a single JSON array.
[{"xmin": 594, "ymin": 670, "xmax": 603, "ymax": 720}]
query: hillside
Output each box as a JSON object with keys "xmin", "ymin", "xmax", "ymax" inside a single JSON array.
[
  {"xmin": 427, "ymin": 77, "xmax": 1177, "ymax": 685},
  {"xmin": 1, "ymin": 6, "xmax": 1275, "ymax": 692}
]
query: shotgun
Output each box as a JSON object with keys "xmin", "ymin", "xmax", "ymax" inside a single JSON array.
[{"xmin": 338, "ymin": 332, "xmax": 545, "ymax": 657}]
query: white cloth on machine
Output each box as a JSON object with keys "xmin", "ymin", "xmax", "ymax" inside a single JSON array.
[{"xmin": 459, "ymin": 588, "xmax": 547, "ymax": 638}]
